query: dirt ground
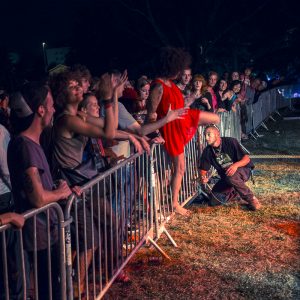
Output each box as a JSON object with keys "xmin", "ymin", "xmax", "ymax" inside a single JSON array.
[{"xmin": 107, "ymin": 112, "xmax": 300, "ymax": 300}]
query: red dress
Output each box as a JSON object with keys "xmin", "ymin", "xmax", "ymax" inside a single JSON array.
[{"xmin": 154, "ymin": 79, "xmax": 200, "ymax": 156}]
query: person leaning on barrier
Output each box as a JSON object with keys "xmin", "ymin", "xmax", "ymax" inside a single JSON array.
[
  {"xmin": 199, "ymin": 124, "xmax": 261, "ymax": 211},
  {"xmin": 0, "ymin": 211, "xmax": 25, "ymax": 299},
  {"xmin": 7, "ymin": 82, "xmax": 73, "ymax": 300},
  {"xmin": 0, "ymin": 123, "xmax": 25, "ymax": 300}
]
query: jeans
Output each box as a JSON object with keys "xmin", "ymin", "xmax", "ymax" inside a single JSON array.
[{"xmin": 211, "ymin": 167, "xmax": 254, "ymax": 205}]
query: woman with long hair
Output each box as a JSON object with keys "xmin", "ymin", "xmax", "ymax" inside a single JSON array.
[{"xmin": 189, "ymin": 74, "xmax": 213, "ymax": 112}]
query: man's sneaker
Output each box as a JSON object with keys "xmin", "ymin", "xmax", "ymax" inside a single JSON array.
[{"xmin": 247, "ymin": 196, "xmax": 261, "ymax": 211}]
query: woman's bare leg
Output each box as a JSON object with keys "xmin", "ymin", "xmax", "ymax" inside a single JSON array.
[
  {"xmin": 198, "ymin": 111, "xmax": 220, "ymax": 126},
  {"xmin": 171, "ymin": 153, "xmax": 191, "ymax": 216}
]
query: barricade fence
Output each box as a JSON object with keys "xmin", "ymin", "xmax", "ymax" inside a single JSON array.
[
  {"xmin": 63, "ymin": 150, "xmax": 155, "ymax": 299},
  {"xmin": 1, "ymin": 85, "xmax": 289, "ymax": 299},
  {"xmin": 244, "ymin": 85, "xmax": 289, "ymax": 136},
  {"xmin": 0, "ymin": 202, "xmax": 66, "ymax": 300}
]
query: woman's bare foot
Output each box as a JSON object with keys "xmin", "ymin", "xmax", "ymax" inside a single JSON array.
[{"xmin": 174, "ymin": 205, "xmax": 192, "ymax": 216}]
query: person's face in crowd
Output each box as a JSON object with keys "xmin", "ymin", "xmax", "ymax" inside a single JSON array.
[
  {"xmin": 81, "ymin": 78, "xmax": 90, "ymax": 94},
  {"xmin": 204, "ymin": 127, "xmax": 220, "ymax": 147},
  {"xmin": 193, "ymin": 80, "xmax": 203, "ymax": 91},
  {"xmin": 258, "ymin": 81, "xmax": 267, "ymax": 91},
  {"xmin": 231, "ymin": 72, "xmax": 240, "ymax": 81},
  {"xmin": 232, "ymin": 83, "xmax": 241, "ymax": 94},
  {"xmin": 68, "ymin": 80, "xmax": 83, "ymax": 103},
  {"xmin": 138, "ymin": 84, "xmax": 150, "ymax": 102},
  {"xmin": 181, "ymin": 69, "xmax": 192, "ymax": 85},
  {"xmin": 84, "ymin": 95, "xmax": 100, "ymax": 117},
  {"xmin": 251, "ymin": 79, "xmax": 261, "ymax": 90},
  {"xmin": 42, "ymin": 91, "xmax": 55, "ymax": 127},
  {"xmin": 209, "ymin": 74, "xmax": 218, "ymax": 88},
  {"xmin": 244, "ymin": 68, "xmax": 252, "ymax": 77},
  {"xmin": 219, "ymin": 80, "xmax": 227, "ymax": 91}
]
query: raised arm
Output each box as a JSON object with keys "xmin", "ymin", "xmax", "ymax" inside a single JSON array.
[
  {"xmin": 64, "ymin": 104, "xmax": 115, "ymax": 139},
  {"xmin": 129, "ymin": 106, "xmax": 189, "ymax": 136},
  {"xmin": 146, "ymin": 82, "xmax": 163, "ymax": 123}
]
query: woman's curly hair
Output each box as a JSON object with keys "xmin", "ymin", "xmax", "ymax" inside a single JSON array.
[
  {"xmin": 49, "ymin": 70, "xmax": 80, "ymax": 110},
  {"xmin": 155, "ymin": 47, "xmax": 191, "ymax": 79}
]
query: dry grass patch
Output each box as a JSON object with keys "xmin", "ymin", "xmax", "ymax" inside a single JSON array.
[{"xmin": 107, "ymin": 161, "xmax": 300, "ymax": 299}]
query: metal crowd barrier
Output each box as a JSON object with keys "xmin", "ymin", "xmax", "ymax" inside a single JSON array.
[
  {"xmin": 1, "ymin": 108, "xmax": 248, "ymax": 300},
  {"xmin": 151, "ymin": 110, "xmax": 243, "ymax": 251},
  {"xmin": 219, "ymin": 107, "xmax": 242, "ymax": 141},
  {"xmin": 63, "ymin": 150, "xmax": 155, "ymax": 299},
  {"xmin": 0, "ymin": 203, "xmax": 66, "ymax": 300},
  {"xmin": 150, "ymin": 136, "xmax": 199, "ymax": 249},
  {"xmin": 243, "ymin": 86, "xmax": 288, "ymax": 136}
]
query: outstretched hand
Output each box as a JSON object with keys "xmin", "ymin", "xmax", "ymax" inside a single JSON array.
[{"xmin": 166, "ymin": 105, "xmax": 189, "ymax": 123}]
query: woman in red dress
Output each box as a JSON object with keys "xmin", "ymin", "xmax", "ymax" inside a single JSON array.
[{"xmin": 147, "ymin": 47, "xmax": 220, "ymax": 216}]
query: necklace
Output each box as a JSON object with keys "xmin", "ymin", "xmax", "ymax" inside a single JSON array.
[{"xmin": 212, "ymin": 139, "xmax": 222, "ymax": 157}]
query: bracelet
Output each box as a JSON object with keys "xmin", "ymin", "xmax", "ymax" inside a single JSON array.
[
  {"xmin": 101, "ymin": 98, "xmax": 114, "ymax": 104},
  {"xmin": 147, "ymin": 131, "xmax": 160, "ymax": 139},
  {"xmin": 104, "ymin": 104, "xmax": 113, "ymax": 109}
]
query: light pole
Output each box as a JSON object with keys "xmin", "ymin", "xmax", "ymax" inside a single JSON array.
[{"xmin": 42, "ymin": 42, "xmax": 48, "ymax": 72}]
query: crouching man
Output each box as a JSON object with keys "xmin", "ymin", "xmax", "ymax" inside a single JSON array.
[{"xmin": 199, "ymin": 124, "xmax": 261, "ymax": 211}]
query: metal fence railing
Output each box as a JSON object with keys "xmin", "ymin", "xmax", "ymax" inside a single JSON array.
[
  {"xmin": 244, "ymin": 85, "xmax": 289, "ymax": 137},
  {"xmin": 63, "ymin": 150, "xmax": 154, "ymax": 299},
  {"xmin": 1, "ymin": 85, "xmax": 290, "ymax": 299},
  {"xmin": 0, "ymin": 202, "xmax": 66, "ymax": 300}
]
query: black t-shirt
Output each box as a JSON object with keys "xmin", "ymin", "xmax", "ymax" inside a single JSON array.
[
  {"xmin": 199, "ymin": 137, "xmax": 254, "ymax": 178},
  {"xmin": 8, "ymin": 135, "xmax": 58, "ymax": 251},
  {"xmin": 190, "ymin": 91, "xmax": 213, "ymax": 112}
]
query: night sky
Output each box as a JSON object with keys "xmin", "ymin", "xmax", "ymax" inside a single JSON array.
[{"xmin": 1, "ymin": 0, "xmax": 300, "ymax": 79}]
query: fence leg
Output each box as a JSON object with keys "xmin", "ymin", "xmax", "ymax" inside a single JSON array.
[
  {"xmin": 250, "ymin": 132, "xmax": 257, "ymax": 140},
  {"xmin": 275, "ymin": 110, "xmax": 281, "ymax": 117},
  {"xmin": 254, "ymin": 130, "xmax": 264, "ymax": 138},
  {"xmin": 239, "ymin": 143, "xmax": 250, "ymax": 154},
  {"xmin": 147, "ymin": 237, "xmax": 171, "ymax": 260},
  {"xmin": 269, "ymin": 115, "xmax": 276, "ymax": 122},
  {"xmin": 163, "ymin": 228, "xmax": 178, "ymax": 248},
  {"xmin": 260, "ymin": 122, "xmax": 269, "ymax": 130},
  {"xmin": 64, "ymin": 221, "xmax": 74, "ymax": 300}
]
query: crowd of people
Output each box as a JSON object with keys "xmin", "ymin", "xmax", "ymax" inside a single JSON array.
[{"xmin": 0, "ymin": 47, "xmax": 265, "ymax": 298}]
